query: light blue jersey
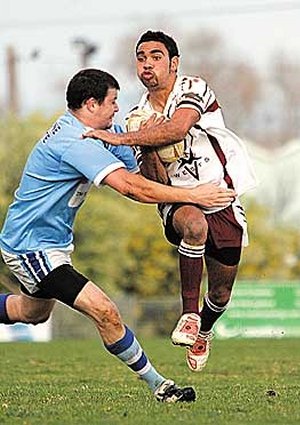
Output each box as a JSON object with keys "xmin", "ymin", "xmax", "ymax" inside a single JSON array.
[{"xmin": 0, "ymin": 111, "xmax": 138, "ymax": 254}]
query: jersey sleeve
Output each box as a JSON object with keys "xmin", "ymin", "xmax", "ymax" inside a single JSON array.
[
  {"xmin": 62, "ymin": 138, "xmax": 125, "ymax": 186},
  {"xmin": 176, "ymin": 76, "xmax": 219, "ymax": 115},
  {"xmin": 106, "ymin": 145, "xmax": 139, "ymax": 173}
]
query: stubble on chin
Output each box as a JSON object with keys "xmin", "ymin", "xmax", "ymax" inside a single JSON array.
[{"xmin": 142, "ymin": 80, "xmax": 159, "ymax": 90}]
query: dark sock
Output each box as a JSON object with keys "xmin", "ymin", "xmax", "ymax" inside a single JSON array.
[
  {"xmin": 178, "ymin": 242, "xmax": 205, "ymax": 314},
  {"xmin": 200, "ymin": 294, "xmax": 229, "ymax": 333},
  {"xmin": 0, "ymin": 294, "xmax": 15, "ymax": 324}
]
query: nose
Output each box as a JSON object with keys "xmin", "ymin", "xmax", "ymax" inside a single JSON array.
[
  {"xmin": 114, "ymin": 103, "xmax": 119, "ymax": 113},
  {"xmin": 143, "ymin": 58, "xmax": 153, "ymax": 69}
]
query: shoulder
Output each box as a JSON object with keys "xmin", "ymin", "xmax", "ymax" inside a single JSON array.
[
  {"xmin": 33, "ymin": 114, "xmax": 82, "ymax": 159},
  {"xmin": 177, "ymin": 75, "xmax": 209, "ymax": 93},
  {"xmin": 41, "ymin": 113, "xmax": 84, "ymax": 147}
]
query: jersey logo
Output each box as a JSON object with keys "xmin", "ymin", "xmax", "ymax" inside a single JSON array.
[
  {"xmin": 42, "ymin": 122, "xmax": 62, "ymax": 144},
  {"xmin": 176, "ymin": 149, "xmax": 210, "ymax": 181},
  {"xmin": 68, "ymin": 181, "xmax": 91, "ymax": 208}
]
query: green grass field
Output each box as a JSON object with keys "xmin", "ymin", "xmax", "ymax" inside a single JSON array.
[{"xmin": 0, "ymin": 338, "xmax": 299, "ymax": 425}]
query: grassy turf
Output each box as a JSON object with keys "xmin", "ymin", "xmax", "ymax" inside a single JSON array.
[{"xmin": 0, "ymin": 338, "xmax": 299, "ymax": 425}]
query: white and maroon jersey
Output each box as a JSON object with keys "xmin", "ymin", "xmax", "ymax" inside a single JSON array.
[{"xmin": 130, "ymin": 74, "xmax": 257, "ymax": 214}]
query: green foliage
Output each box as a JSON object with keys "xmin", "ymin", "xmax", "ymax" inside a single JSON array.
[
  {"xmin": 0, "ymin": 113, "xmax": 59, "ymax": 285},
  {"xmin": 0, "ymin": 113, "xmax": 58, "ymax": 201},
  {"xmin": 72, "ymin": 187, "xmax": 179, "ymax": 296},
  {"xmin": 0, "ymin": 338, "xmax": 299, "ymax": 424},
  {"xmin": 238, "ymin": 198, "xmax": 300, "ymax": 280}
]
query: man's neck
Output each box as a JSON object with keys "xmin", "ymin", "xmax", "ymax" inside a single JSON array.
[{"xmin": 69, "ymin": 109, "xmax": 94, "ymax": 129}]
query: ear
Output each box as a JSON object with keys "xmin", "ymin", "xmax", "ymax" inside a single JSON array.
[
  {"xmin": 85, "ymin": 97, "xmax": 98, "ymax": 113},
  {"xmin": 170, "ymin": 56, "xmax": 179, "ymax": 73}
]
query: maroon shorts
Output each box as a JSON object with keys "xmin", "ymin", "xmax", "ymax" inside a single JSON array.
[{"xmin": 163, "ymin": 204, "xmax": 245, "ymax": 266}]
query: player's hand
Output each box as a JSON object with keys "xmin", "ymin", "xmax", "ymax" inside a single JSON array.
[
  {"xmin": 82, "ymin": 130, "xmax": 122, "ymax": 145},
  {"xmin": 140, "ymin": 113, "xmax": 166, "ymax": 129},
  {"xmin": 192, "ymin": 184, "xmax": 236, "ymax": 208}
]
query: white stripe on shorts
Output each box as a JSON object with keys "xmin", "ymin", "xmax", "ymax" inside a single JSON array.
[{"xmin": 1, "ymin": 246, "xmax": 73, "ymax": 295}]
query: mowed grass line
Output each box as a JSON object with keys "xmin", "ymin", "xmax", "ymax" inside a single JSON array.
[{"xmin": 0, "ymin": 338, "xmax": 299, "ymax": 425}]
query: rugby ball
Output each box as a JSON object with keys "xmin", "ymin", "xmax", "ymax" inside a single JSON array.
[{"xmin": 125, "ymin": 109, "xmax": 184, "ymax": 163}]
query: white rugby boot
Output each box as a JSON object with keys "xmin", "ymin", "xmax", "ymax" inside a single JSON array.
[
  {"xmin": 186, "ymin": 331, "xmax": 214, "ymax": 372},
  {"xmin": 171, "ymin": 313, "xmax": 201, "ymax": 347}
]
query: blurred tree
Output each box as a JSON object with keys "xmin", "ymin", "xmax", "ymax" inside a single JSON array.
[
  {"xmin": 238, "ymin": 199, "xmax": 300, "ymax": 280},
  {"xmin": 271, "ymin": 54, "xmax": 300, "ymax": 144},
  {"xmin": 72, "ymin": 186, "xmax": 179, "ymax": 297},
  {"xmin": 180, "ymin": 31, "xmax": 262, "ymax": 139},
  {"xmin": 111, "ymin": 32, "xmax": 138, "ymax": 80},
  {"xmin": 0, "ymin": 112, "xmax": 58, "ymax": 202}
]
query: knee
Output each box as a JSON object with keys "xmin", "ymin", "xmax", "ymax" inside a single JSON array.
[
  {"xmin": 184, "ymin": 218, "xmax": 208, "ymax": 244},
  {"xmin": 74, "ymin": 282, "xmax": 123, "ymax": 332},
  {"xmin": 93, "ymin": 300, "xmax": 122, "ymax": 329},
  {"xmin": 22, "ymin": 310, "xmax": 51, "ymax": 325}
]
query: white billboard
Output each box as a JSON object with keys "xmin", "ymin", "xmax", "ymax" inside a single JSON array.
[{"xmin": 0, "ymin": 319, "xmax": 52, "ymax": 342}]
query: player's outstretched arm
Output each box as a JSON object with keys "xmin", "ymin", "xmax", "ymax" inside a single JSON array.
[
  {"xmin": 103, "ymin": 168, "xmax": 236, "ymax": 207},
  {"xmin": 83, "ymin": 108, "xmax": 199, "ymax": 147}
]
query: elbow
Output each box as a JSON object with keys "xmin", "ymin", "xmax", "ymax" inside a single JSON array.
[
  {"xmin": 108, "ymin": 171, "xmax": 155, "ymax": 203},
  {"xmin": 123, "ymin": 178, "xmax": 156, "ymax": 204}
]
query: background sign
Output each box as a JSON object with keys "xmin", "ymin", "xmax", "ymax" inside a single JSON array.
[
  {"xmin": 215, "ymin": 281, "xmax": 300, "ymax": 338},
  {"xmin": 0, "ymin": 319, "xmax": 52, "ymax": 342}
]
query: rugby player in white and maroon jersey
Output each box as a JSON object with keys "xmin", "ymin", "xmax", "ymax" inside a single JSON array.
[{"xmin": 84, "ymin": 31, "xmax": 257, "ymax": 372}]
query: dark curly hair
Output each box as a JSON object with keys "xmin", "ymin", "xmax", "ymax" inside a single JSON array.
[{"xmin": 136, "ymin": 30, "xmax": 180, "ymax": 59}]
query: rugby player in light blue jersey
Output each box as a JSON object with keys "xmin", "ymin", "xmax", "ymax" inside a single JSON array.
[{"xmin": 0, "ymin": 68, "xmax": 235, "ymax": 403}]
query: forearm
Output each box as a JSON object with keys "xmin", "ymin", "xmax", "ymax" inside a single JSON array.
[
  {"xmin": 104, "ymin": 169, "xmax": 189, "ymax": 204},
  {"xmin": 83, "ymin": 108, "xmax": 199, "ymax": 147},
  {"xmin": 120, "ymin": 120, "xmax": 185, "ymax": 146},
  {"xmin": 103, "ymin": 168, "xmax": 236, "ymax": 208},
  {"xmin": 140, "ymin": 148, "xmax": 169, "ymax": 185},
  {"xmin": 84, "ymin": 121, "xmax": 186, "ymax": 147},
  {"xmin": 121, "ymin": 174, "xmax": 193, "ymax": 204}
]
